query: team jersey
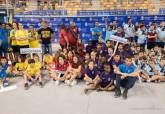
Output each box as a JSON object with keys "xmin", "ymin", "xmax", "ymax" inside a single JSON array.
[
  {"xmin": 15, "ymin": 30, "xmax": 29, "ymax": 46},
  {"xmin": 28, "ymin": 31, "xmax": 39, "ymax": 48},
  {"xmin": 10, "ymin": 29, "xmax": 17, "ymax": 46}
]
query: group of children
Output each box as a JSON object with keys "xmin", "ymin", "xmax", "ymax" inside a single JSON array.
[{"xmin": 0, "ymin": 20, "xmax": 164, "ymax": 99}]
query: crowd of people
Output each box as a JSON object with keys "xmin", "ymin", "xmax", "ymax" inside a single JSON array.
[{"xmin": 0, "ymin": 18, "xmax": 164, "ymax": 99}]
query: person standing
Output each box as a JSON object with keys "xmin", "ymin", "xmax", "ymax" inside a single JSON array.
[
  {"xmin": 15, "ymin": 23, "xmax": 29, "ymax": 53},
  {"xmin": 91, "ymin": 21, "xmax": 102, "ymax": 47},
  {"xmin": 38, "ymin": 21, "xmax": 55, "ymax": 55},
  {"xmin": 124, "ymin": 18, "xmax": 135, "ymax": 42}
]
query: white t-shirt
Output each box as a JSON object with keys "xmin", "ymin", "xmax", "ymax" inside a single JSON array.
[
  {"xmin": 136, "ymin": 29, "xmax": 147, "ymax": 44},
  {"xmin": 124, "ymin": 24, "xmax": 135, "ymax": 38},
  {"xmin": 156, "ymin": 27, "xmax": 165, "ymax": 42}
]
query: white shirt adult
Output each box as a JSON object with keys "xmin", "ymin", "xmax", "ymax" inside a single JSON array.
[
  {"xmin": 157, "ymin": 26, "xmax": 165, "ymax": 42},
  {"xmin": 124, "ymin": 23, "xmax": 135, "ymax": 38}
]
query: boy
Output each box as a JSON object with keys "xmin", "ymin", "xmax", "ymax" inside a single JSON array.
[
  {"xmin": 24, "ymin": 59, "xmax": 43, "ymax": 90},
  {"xmin": 84, "ymin": 63, "xmax": 115, "ymax": 94}
]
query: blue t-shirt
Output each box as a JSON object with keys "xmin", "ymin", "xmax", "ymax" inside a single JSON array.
[
  {"xmin": 118, "ymin": 63, "xmax": 136, "ymax": 73},
  {"xmin": 2, "ymin": 64, "xmax": 9, "ymax": 72},
  {"xmin": 112, "ymin": 60, "xmax": 123, "ymax": 67},
  {"xmin": 105, "ymin": 30, "xmax": 115, "ymax": 41},
  {"xmin": 85, "ymin": 68, "xmax": 98, "ymax": 80},
  {"xmin": 91, "ymin": 27, "xmax": 102, "ymax": 40},
  {"xmin": 0, "ymin": 70, "xmax": 6, "ymax": 79},
  {"xmin": 99, "ymin": 72, "xmax": 115, "ymax": 87},
  {"xmin": 0, "ymin": 28, "xmax": 6, "ymax": 41}
]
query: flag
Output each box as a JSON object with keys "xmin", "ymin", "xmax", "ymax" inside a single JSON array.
[{"xmin": 9, "ymin": 13, "xmax": 13, "ymax": 24}]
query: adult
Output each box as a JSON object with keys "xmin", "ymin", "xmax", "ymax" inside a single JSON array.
[
  {"xmin": 15, "ymin": 23, "xmax": 29, "ymax": 53},
  {"xmin": 38, "ymin": 21, "xmax": 55, "ymax": 55},
  {"xmin": 114, "ymin": 56, "xmax": 139, "ymax": 99},
  {"xmin": 91, "ymin": 21, "xmax": 102, "ymax": 47},
  {"xmin": 124, "ymin": 18, "xmax": 135, "ymax": 42},
  {"xmin": 10, "ymin": 22, "xmax": 18, "ymax": 52},
  {"xmin": 67, "ymin": 21, "xmax": 79, "ymax": 49},
  {"xmin": 0, "ymin": 23, "xmax": 9, "ymax": 56},
  {"xmin": 59, "ymin": 24, "xmax": 69, "ymax": 49}
]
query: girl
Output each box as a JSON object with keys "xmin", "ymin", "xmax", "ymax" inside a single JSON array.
[
  {"xmin": 65, "ymin": 55, "xmax": 82, "ymax": 86},
  {"xmin": 13, "ymin": 55, "xmax": 25, "ymax": 76},
  {"xmin": 66, "ymin": 50, "xmax": 74, "ymax": 64},
  {"xmin": 84, "ymin": 60, "xmax": 99, "ymax": 85},
  {"xmin": 15, "ymin": 23, "xmax": 29, "ymax": 53},
  {"xmin": 28, "ymin": 25, "xmax": 39, "ymax": 48},
  {"xmin": 43, "ymin": 53, "xmax": 53, "ymax": 70},
  {"xmin": 53, "ymin": 55, "xmax": 68, "ymax": 85},
  {"xmin": 10, "ymin": 22, "xmax": 18, "ymax": 53}
]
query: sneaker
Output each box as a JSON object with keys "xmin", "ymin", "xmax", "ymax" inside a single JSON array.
[
  {"xmin": 55, "ymin": 80, "xmax": 60, "ymax": 85},
  {"xmin": 84, "ymin": 88, "xmax": 89, "ymax": 94},
  {"xmin": 3, "ymin": 80, "xmax": 9, "ymax": 87},
  {"xmin": 39, "ymin": 82, "xmax": 44, "ymax": 88},
  {"xmin": 123, "ymin": 89, "xmax": 128, "ymax": 100},
  {"xmin": 114, "ymin": 88, "xmax": 121, "ymax": 98},
  {"xmin": 147, "ymin": 79, "xmax": 151, "ymax": 83},
  {"xmin": 71, "ymin": 80, "xmax": 77, "ymax": 86},
  {"xmin": 24, "ymin": 83, "xmax": 29, "ymax": 90},
  {"xmin": 65, "ymin": 80, "xmax": 71, "ymax": 86}
]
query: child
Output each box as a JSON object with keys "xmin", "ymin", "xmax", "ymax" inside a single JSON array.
[
  {"xmin": 66, "ymin": 50, "xmax": 74, "ymax": 64},
  {"xmin": 65, "ymin": 55, "xmax": 82, "ymax": 86},
  {"xmin": 53, "ymin": 55, "xmax": 68, "ymax": 85},
  {"xmin": 0, "ymin": 64, "xmax": 8, "ymax": 88},
  {"xmin": 147, "ymin": 58, "xmax": 165, "ymax": 82},
  {"xmin": 43, "ymin": 53, "xmax": 53, "ymax": 70},
  {"xmin": 105, "ymin": 25, "xmax": 114, "ymax": 41},
  {"xmin": 24, "ymin": 59, "xmax": 43, "ymax": 90},
  {"xmin": 28, "ymin": 24, "xmax": 39, "ymax": 48},
  {"xmin": 84, "ymin": 60, "xmax": 99, "ymax": 85},
  {"xmin": 111, "ymin": 53, "xmax": 123, "ymax": 71},
  {"xmin": 136, "ymin": 24, "xmax": 147, "ymax": 49},
  {"xmin": 106, "ymin": 46, "xmax": 114, "ymax": 62},
  {"xmin": 96, "ymin": 54, "xmax": 106, "ymax": 74},
  {"xmin": 97, "ymin": 63, "xmax": 115, "ymax": 91},
  {"xmin": 84, "ymin": 63, "xmax": 115, "ymax": 94},
  {"xmin": 85, "ymin": 40, "xmax": 93, "ymax": 54},
  {"xmin": 13, "ymin": 55, "xmax": 25, "ymax": 76},
  {"xmin": 33, "ymin": 54, "xmax": 42, "ymax": 71}
]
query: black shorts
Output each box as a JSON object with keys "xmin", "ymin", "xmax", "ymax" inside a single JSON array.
[
  {"xmin": 18, "ymin": 45, "xmax": 29, "ymax": 53},
  {"xmin": 12, "ymin": 45, "xmax": 19, "ymax": 52},
  {"xmin": 100, "ymin": 82, "xmax": 111, "ymax": 88}
]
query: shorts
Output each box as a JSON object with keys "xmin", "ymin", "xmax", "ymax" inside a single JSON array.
[
  {"xmin": 12, "ymin": 45, "xmax": 19, "ymax": 52},
  {"xmin": 100, "ymin": 82, "xmax": 111, "ymax": 88},
  {"xmin": 17, "ymin": 45, "xmax": 29, "ymax": 53}
]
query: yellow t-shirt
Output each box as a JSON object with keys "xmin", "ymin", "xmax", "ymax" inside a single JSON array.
[
  {"xmin": 15, "ymin": 30, "xmax": 29, "ymax": 46},
  {"xmin": 35, "ymin": 61, "xmax": 42, "ymax": 70},
  {"xmin": 24, "ymin": 59, "xmax": 29, "ymax": 70},
  {"xmin": 43, "ymin": 54, "xmax": 53, "ymax": 64},
  {"xmin": 10, "ymin": 29, "xmax": 17, "ymax": 46},
  {"xmin": 15, "ymin": 62, "xmax": 25, "ymax": 71},
  {"xmin": 26, "ymin": 65, "xmax": 40, "ymax": 76},
  {"xmin": 28, "ymin": 31, "xmax": 40, "ymax": 48}
]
